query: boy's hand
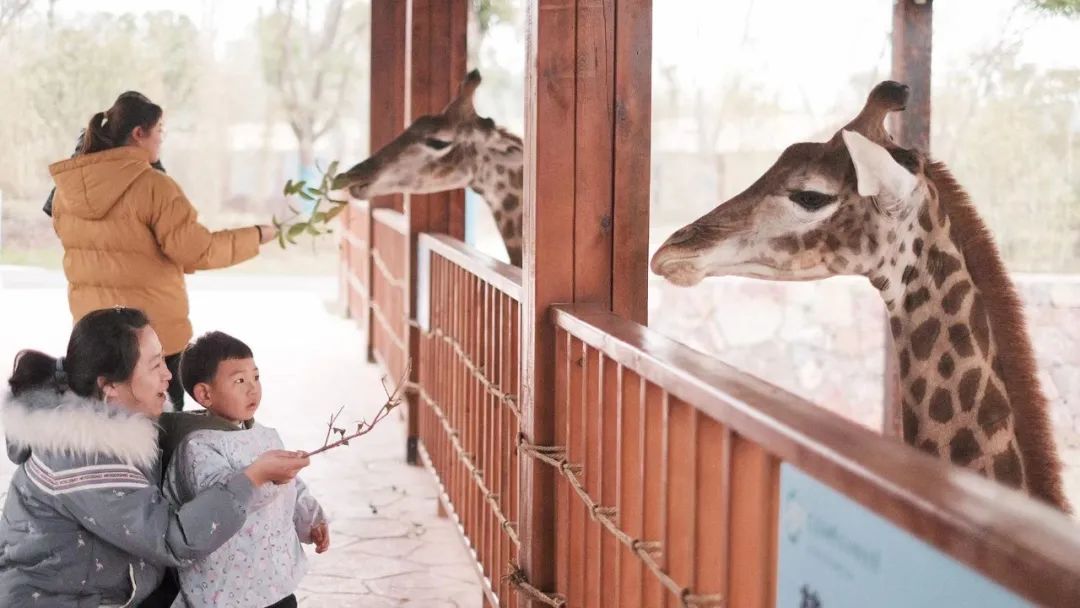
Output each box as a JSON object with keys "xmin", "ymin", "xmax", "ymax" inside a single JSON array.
[
  {"xmin": 310, "ymin": 522, "xmax": 330, "ymax": 553},
  {"xmin": 244, "ymin": 450, "xmax": 310, "ymax": 486}
]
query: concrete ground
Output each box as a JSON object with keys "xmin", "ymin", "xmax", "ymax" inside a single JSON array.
[{"xmin": 0, "ymin": 267, "xmax": 483, "ymax": 607}]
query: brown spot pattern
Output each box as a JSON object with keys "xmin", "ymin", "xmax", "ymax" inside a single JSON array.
[
  {"xmin": 977, "ymin": 383, "xmax": 1011, "ymax": 435},
  {"xmin": 910, "ymin": 377, "xmax": 927, "ymax": 404},
  {"xmin": 770, "ymin": 235, "xmax": 801, "ymax": 255},
  {"xmin": 948, "ymin": 429, "xmax": 981, "ymax": 466},
  {"xmin": 904, "ymin": 288, "xmax": 931, "ymax": 313},
  {"xmin": 928, "ymin": 246, "xmax": 962, "ymax": 288},
  {"xmin": 957, "ymin": 369, "xmax": 981, "ymax": 411},
  {"xmin": 928, "ymin": 388, "xmax": 954, "ymax": 423},
  {"xmin": 899, "ymin": 348, "xmax": 911, "ymax": 378},
  {"xmin": 937, "ymin": 353, "xmax": 955, "ymax": 379},
  {"xmin": 941, "ymin": 280, "xmax": 971, "ymax": 315},
  {"xmin": 910, "ymin": 318, "xmax": 941, "ymax": 360},
  {"xmin": 902, "ymin": 402, "xmax": 919, "ymax": 443},
  {"xmin": 919, "ymin": 206, "xmax": 933, "ymax": 231},
  {"xmin": 970, "ymin": 295, "xmax": 990, "ymax": 355},
  {"xmin": 891, "ymin": 317, "xmax": 902, "ymax": 339},
  {"xmin": 993, "ymin": 445, "xmax": 1023, "ymax": 488},
  {"xmin": 948, "ymin": 324, "xmax": 974, "ymax": 357}
]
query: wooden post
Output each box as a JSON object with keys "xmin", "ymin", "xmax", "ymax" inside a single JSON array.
[
  {"xmin": 365, "ymin": 0, "xmax": 408, "ymax": 364},
  {"xmin": 403, "ymin": 0, "xmax": 468, "ymax": 464},
  {"xmin": 890, "ymin": 0, "xmax": 933, "ymax": 152},
  {"xmin": 519, "ymin": 0, "xmax": 652, "ymax": 604},
  {"xmin": 884, "ymin": 0, "xmax": 933, "ymax": 437}
]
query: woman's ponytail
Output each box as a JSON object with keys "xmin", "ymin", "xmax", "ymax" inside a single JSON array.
[
  {"xmin": 79, "ymin": 92, "xmax": 161, "ymax": 156},
  {"xmin": 7, "ymin": 350, "xmax": 61, "ymax": 396},
  {"xmin": 81, "ymin": 111, "xmax": 114, "ymax": 155}
]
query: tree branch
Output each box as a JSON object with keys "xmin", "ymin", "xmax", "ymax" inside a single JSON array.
[{"xmin": 305, "ymin": 362, "xmax": 411, "ymax": 457}]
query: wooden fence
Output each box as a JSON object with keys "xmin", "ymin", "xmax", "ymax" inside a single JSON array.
[
  {"xmin": 341, "ymin": 208, "xmax": 1080, "ymax": 608},
  {"xmin": 369, "ymin": 208, "xmax": 409, "ymax": 382}
]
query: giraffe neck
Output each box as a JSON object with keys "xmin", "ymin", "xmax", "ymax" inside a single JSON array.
[
  {"xmin": 869, "ymin": 165, "xmax": 1067, "ymax": 510},
  {"xmin": 466, "ymin": 127, "xmax": 524, "ymax": 266},
  {"xmin": 871, "ymin": 187, "xmax": 1026, "ymax": 488}
]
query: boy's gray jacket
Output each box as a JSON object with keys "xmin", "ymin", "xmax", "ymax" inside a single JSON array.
[{"xmin": 0, "ymin": 388, "xmax": 255, "ymax": 607}]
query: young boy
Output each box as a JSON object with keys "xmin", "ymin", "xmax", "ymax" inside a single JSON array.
[{"xmin": 162, "ymin": 331, "xmax": 329, "ymax": 608}]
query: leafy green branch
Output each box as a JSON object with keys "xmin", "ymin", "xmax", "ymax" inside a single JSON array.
[{"xmin": 276, "ymin": 159, "xmax": 349, "ymax": 248}]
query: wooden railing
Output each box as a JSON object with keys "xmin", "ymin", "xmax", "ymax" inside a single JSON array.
[
  {"xmin": 414, "ymin": 234, "xmax": 524, "ymax": 605},
  {"xmin": 369, "ymin": 208, "xmax": 409, "ymax": 382},
  {"xmin": 354, "ymin": 222, "xmax": 1080, "ymax": 608},
  {"xmin": 544, "ymin": 304, "xmax": 1080, "ymax": 608}
]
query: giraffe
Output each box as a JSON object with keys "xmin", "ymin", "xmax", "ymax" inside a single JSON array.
[
  {"xmin": 650, "ymin": 81, "xmax": 1070, "ymax": 511},
  {"xmin": 332, "ymin": 70, "xmax": 525, "ymax": 266}
]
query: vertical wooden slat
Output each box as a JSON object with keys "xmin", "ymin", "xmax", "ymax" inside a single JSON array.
[
  {"xmin": 618, "ymin": 369, "xmax": 645, "ymax": 608},
  {"xmin": 727, "ymin": 437, "xmax": 780, "ymax": 608},
  {"xmin": 510, "ymin": 298, "xmax": 521, "ymax": 607},
  {"xmin": 695, "ymin": 417, "xmax": 730, "ymax": 599},
  {"xmin": 666, "ymin": 397, "xmax": 697, "ymax": 606},
  {"xmin": 641, "ymin": 383, "xmax": 668, "ymax": 606},
  {"xmin": 601, "ymin": 356, "xmax": 620, "ymax": 606},
  {"xmin": 493, "ymin": 290, "xmax": 505, "ymax": 595},
  {"xmin": 567, "ymin": 338, "xmax": 587, "ymax": 606},
  {"xmin": 584, "ymin": 350, "xmax": 603, "ymax": 607},
  {"xmin": 554, "ymin": 329, "xmax": 571, "ymax": 596}
]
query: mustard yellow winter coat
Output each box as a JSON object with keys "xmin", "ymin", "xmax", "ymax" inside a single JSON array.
[{"xmin": 49, "ymin": 147, "xmax": 260, "ymax": 355}]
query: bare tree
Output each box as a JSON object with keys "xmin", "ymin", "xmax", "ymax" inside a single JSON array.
[{"xmin": 258, "ymin": 0, "xmax": 368, "ymax": 176}]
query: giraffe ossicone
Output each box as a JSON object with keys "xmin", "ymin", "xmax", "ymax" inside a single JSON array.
[
  {"xmin": 333, "ymin": 69, "xmax": 524, "ymax": 266},
  {"xmin": 652, "ymin": 80, "xmax": 1070, "ymax": 512}
]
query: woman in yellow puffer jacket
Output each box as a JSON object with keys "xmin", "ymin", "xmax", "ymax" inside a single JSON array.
[{"xmin": 48, "ymin": 91, "xmax": 279, "ymax": 412}]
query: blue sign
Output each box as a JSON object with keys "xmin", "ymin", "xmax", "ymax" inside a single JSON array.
[{"xmin": 776, "ymin": 464, "xmax": 1030, "ymax": 607}]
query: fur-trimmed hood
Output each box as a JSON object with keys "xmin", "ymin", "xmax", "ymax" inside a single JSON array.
[{"xmin": 1, "ymin": 388, "xmax": 159, "ymax": 470}]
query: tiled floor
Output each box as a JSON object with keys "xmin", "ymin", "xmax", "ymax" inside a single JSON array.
[{"xmin": 0, "ymin": 269, "xmax": 483, "ymax": 607}]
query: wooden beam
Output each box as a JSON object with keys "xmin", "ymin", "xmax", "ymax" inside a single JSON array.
[
  {"xmin": 612, "ymin": 0, "xmax": 652, "ymax": 325},
  {"xmin": 520, "ymin": 0, "xmax": 652, "ymax": 604},
  {"xmin": 403, "ymin": 0, "xmax": 468, "ymax": 464},
  {"xmin": 365, "ymin": 0, "xmax": 408, "ymax": 364},
  {"xmin": 885, "ymin": 0, "xmax": 933, "ymax": 438},
  {"xmin": 891, "ymin": 0, "xmax": 932, "ymax": 151}
]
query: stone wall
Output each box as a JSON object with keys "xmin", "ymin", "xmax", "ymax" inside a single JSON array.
[{"xmin": 648, "ymin": 275, "xmax": 1080, "ymax": 451}]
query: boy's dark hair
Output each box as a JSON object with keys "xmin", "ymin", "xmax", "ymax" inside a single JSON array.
[{"xmin": 179, "ymin": 332, "xmax": 254, "ymax": 398}]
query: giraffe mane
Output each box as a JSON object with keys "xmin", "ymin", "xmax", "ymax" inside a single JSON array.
[{"xmin": 927, "ymin": 160, "xmax": 1069, "ymax": 511}]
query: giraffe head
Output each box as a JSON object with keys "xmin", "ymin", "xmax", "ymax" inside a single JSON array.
[
  {"xmin": 651, "ymin": 81, "xmax": 929, "ymax": 288},
  {"xmin": 332, "ymin": 69, "xmax": 496, "ymax": 198}
]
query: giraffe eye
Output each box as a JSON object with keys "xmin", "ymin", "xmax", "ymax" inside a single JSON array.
[
  {"xmin": 424, "ymin": 138, "xmax": 452, "ymax": 150},
  {"xmin": 789, "ymin": 190, "xmax": 837, "ymax": 211}
]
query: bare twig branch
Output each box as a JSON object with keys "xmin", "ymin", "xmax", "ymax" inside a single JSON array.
[{"xmin": 304, "ymin": 362, "xmax": 412, "ymax": 457}]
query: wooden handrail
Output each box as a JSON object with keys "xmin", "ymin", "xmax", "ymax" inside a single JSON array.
[
  {"xmin": 419, "ymin": 233, "xmax": 522, "ymax": 300},
  {"xmin": 372, "ymin": 208, "xmax": 408, "ymax": 235},
  {"xmin": 551, "ymin": 303, "xmax": 1080, "ymax": 607}
]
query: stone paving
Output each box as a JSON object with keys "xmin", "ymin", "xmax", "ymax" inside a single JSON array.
[{"xmin": 0, "ymin": 267, "xmax": 484, "ymax": 607}]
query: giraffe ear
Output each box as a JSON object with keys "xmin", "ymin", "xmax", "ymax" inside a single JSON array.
[{"xmin": 842, "ymin": 129, "xmax": 918, "ymax": 209}]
